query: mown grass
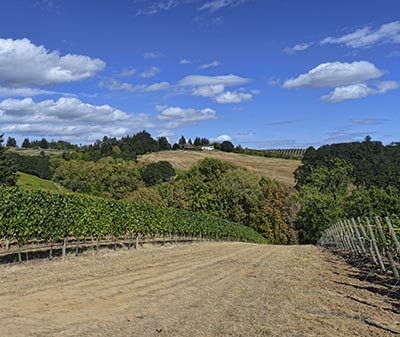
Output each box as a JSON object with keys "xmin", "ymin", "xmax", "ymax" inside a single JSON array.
[
  {"xmin": 139, "ymin": 150, "xmax": 301, "ymax": 186},
  {"xmin": 16, "ymin": 172, "xmax": 62, "ymax": 192}
]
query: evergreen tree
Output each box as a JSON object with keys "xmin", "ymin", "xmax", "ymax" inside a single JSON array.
[
  {"xmin": 178, "ymin": 136, "xmax": 186, "ymax": 149},
  {"xmin": 0, "ymin": 135, "xmax": 17, "ymax": 186},
  {"xmin": 6, "ymin": 137, "xmax": 17, "ymax": 148},
  {"xmin": 22, "ymin": 138, "xmax": 31, "ymax": 148}
]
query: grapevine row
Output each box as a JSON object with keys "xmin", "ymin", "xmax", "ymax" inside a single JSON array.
[{"xmin": 0, "ymin": 187, "xmax": 267, "ymax": 248}]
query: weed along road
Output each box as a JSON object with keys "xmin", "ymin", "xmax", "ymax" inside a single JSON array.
[{"xmin": 0, "ymin": 243, "xmax": 398, "ymax": 336}]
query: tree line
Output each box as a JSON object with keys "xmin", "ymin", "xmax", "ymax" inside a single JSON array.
[{"xmin": 295, "ymin": 137, "xmax": 400, "ymax": 243}]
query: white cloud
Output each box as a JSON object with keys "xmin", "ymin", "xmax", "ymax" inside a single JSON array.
[
  {"xmin": 322, "ymin": 81, "xmax": 399, "ymax": 103},
  {"xmin": 214, "ymin": 91, "xmax": 252, "ymax": 104},
  {"xmin": 198, "ymin": 60, "xmax": 222, "ymax": 69},
  {"xmin": 283, "ymin": 61, "xmax": 384, "ymax": 89},
  {"xmin": 0, "ymin": 86, "xmax": 59, "ymax": 97},
  {"xmin": 178, "ymin": 74, "xmax": 250, "ymax": 87},
  {"xmin": 212, "ymin": 134, "xmax": 232, "ymax": 142},
  {"xmin": 0, "ymin": 97, "xmax": 152, "ymax": 142},
  {"xmin": 119, "ymin": 67, "xmax": 137, "ymax": 76},
  {"xmin": 157, "ymin": 105, "xmax": 216, "ymax": 129},
  {"xmin": 179, "ymin": 58, "xmax": 192, "ymax": 64},
  {"xmin": 136, "ymin": 0, "xmax": 182, "ymax": 16},
  {"xmin": 144, "ymin": 51, "xmax": 163, "ymax": 59},
  {"xmin": 192, "ymin": 84, "xmax": 225, "ymax": 97},
  {"xmin": 0, "ymin": 38, "xmax": 105, "ymax": 86},
  {"xmin": 198, "ymin": 0, "xmax": 249, "ymax": 12},
  {"xmin": 139, "ymin": 66, "xmax": 160, "ymax": 78},
  {"xmin": 101, "ymin": 79, "xmax": 170, "ymax": 92},
  {"xmin": 321, "ymin": 21, "xmax": 400, "ymax": 48},
  {"xmin": 284, "ymin": 42, "xmax": 312, "ymax": 54},
  {"xmin": 351, "ymin": 118, "xmax": 385, "ymax": 125}
]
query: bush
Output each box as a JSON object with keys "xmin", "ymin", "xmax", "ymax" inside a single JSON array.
[{"xmin": 141, "ymin": 161, "xmax": 176, "ymax": 187}]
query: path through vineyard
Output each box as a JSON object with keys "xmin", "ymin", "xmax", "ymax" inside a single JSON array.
[{"xmin": 0, "ymin": 243, "xmax": 399, "ymax": 336}]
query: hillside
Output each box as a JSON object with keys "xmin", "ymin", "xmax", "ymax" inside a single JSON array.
[
  {"xmin": 139, "ymin": 150, "xmax": 301, "ymax": 186},
  {"xmin": 16, "ymin": 172, "xmax": 61, "ymax": 192}
]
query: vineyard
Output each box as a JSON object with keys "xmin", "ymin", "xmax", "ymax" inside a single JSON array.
[
  {"xmin": 265, "ymin": 148, "xmax": 306, "ymax": 158},
  {"xmin": 0, "ymin": 187, "xmax": 267, "ymax": 262},
  {"xmin": 319, "ymin": 215, "xmax": 400, "ymax": 283}
]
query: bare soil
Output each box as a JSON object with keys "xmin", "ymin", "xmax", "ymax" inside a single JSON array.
[
  {"xmin": 0, "ymin": 243, "xmax": 398, "ymax": 337},
  {"xmin": 139, "ymin": 151, "xmax": 300, "ymax": 186}
]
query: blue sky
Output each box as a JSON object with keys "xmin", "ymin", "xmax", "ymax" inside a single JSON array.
[{"xmin": 0, "ymin": 0, "xmax": 399, "ymax": 148}]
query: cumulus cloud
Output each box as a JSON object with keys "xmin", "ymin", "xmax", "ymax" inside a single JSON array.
[
  {"xmin": 283, "ymin": 61, "xmax": 384, "ymax": 89},
  {"xmin": 321, "ymin": 81, "xmax": 399, "ymax": 103},
  {"xmin": 284, "ymin": 42, "xmax": 312, "ymax": 54},
  {"xmin": 100, "ymin": 79, "xmax": 170, "ymax": 92},
  {"xmin": 178, "ymin": 74, "xmax": 250, "ymax": 87},
  {"xmin": 139, "ymin": 66, "xmax": 160, "ymax": 78},
  {"xmin": 192, "ymin": 84, "xmax": 225, "ymax": 97},
  {"xmin": 212, "ymin": 134, "xmax": 232, "ymax": 142},
  {"xmin": 321, "ymin": 21, "xmax": 400, "ymax": 48},
  {"xmin": 198, "ymin": 60, "xmax": 222, "ymax": 69},
  {"xmin": 198, "ymin": 0, "xmax": 250, "ymax": 12},
  {"xmin": 179, "ymin": 58, "xmax": 192, "ymax": 64},
  {"xmin": 0, "ymin": 38, "xmax": 105, "ymax": 86},
  {"xmin": 0, "ymin": 86, "xmax": 60, "ymax": 97},
  {"xmin": 214, "ymin": 91, "xmax": 252, "ymax": 104},
  {"xmin": 0, "ymin": 97, "xmax": 152, "ymax": 142},
  {"xmin": 119, "ymin": 67, "xmax": 137, "ymax": 77},
  {"xmin": 157, "ymin": 105, "xmax": 216, "ymax": 129}
]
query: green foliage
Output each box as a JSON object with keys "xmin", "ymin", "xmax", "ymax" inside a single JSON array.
[
  {"xmin": 157, "ymin": 158, "xmax": 297, "ymax": 243},
  {"xmin": 295, "ymin": 158, "xmax": 353, "ymax": 243},
  {"xmin": 8, "ymin": 152, "xmax": 52, "ymax": 179},
  {"xmin": 53, "ymin": 157, "xmax": 142, "ymax": 199},
  {"xmin": 141, "ymin": 161, "xmax": 176, "ymax": 187},
  {"xmin": 0, "ymin": 135, "xmax": 17, "ymax": 186},
  {"xmin": 296, "ymin": 139, "xmax": 400, "ymax": 189},
  {"xmin": 0, "ymin": 186, "xmax": 267, "ymax": 245},
  {"xmin": 16, "ymin": 172, "xmax": 61, "ymax": 192},
  {"xmin": 157, "ymin": 137, "xmax": 171, "ymax": 151},
  {"xmin": 220, "ymin": 140, "xmax": 234, "ymax": 152},
  {"xmin": 6, "ymin": 137, "xmax": 17, "ymax": 148}
]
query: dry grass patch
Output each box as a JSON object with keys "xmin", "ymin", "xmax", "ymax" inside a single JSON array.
[{"xmin": 139, "ymin": 150, "xmax": 300, "ymax": 186}]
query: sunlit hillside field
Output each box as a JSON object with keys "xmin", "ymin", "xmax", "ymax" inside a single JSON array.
[{"xmin": 139, "ymin": 150, "xmax": 301, "ymax": 186}]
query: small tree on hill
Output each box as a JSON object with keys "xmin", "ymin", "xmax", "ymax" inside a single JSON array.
[
  {"xmin": 141, "ymin": 161, "xmax": 176, "ymax": 187},
  {"xmin": 6, "ymin": 137, "xmax": 17, "ymax": 148},
  {"xmin": 22, "ymin": 138, "xmax": 31, "ymax": 148},
  {"xmin": 220, "ymin": 140, "xmax": 234, "ymax": 152}
]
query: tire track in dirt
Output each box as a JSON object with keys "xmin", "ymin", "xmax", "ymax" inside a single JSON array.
[{"xmin": 0, "ymin": 243, "xmax": 398, "ymax": 337}]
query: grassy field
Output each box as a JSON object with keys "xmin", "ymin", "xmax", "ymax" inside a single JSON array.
[
  {"xmin": 139, "ymin": 150, "xmax": 301, "ymax": 186},
  {"xmin": 16, "ymin": 172, "xmax": 61, "ymax": 192},
  {"xmin": 7, "ymin": 147, "xmax": 64, "ymax": 156}
]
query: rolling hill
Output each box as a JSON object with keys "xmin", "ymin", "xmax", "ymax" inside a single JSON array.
[{"xmin": 139, "ymin": 150, "xmax": 301, "ymax": 186}]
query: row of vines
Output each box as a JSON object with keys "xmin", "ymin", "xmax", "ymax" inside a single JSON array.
[
  {"xmin": 0, "ymin": 187, "xmax": 267, "ymax": 250},
  {"xmin": 319, "ymin": 215, "xmax": 400, "ymax": 281}
]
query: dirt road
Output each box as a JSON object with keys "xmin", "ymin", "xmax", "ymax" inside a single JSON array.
[{"xmin": 0, "ymin": 243, "xmax": 398, "ymax": 336}]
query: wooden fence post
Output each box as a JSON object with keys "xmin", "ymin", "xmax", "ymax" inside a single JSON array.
[
  {"xmin": 351, "ymin": 218, "xmax": 367, "ymax": 256},
  {"xmin": 385, "ymin": 216, "xmax": 400, "ymax": 256},
  {"xmin": 62, "ymin": 237, "xmax": 67, "ymax": 258},
  {"xmin": 366, "ymin": 217, "xmax": 386, "ymax": 272},
  {"xmin": 357, "ymin": 217, "xmax": 378, "ymax": 265},
  {"xmin": 374, "ymin": 216, "xmax": 399, "ymax": 280}
]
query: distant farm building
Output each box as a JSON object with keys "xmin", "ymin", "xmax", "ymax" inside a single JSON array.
[{"xmin": 201, "ymin": 146, "xmax": 215, "ymax": 151}]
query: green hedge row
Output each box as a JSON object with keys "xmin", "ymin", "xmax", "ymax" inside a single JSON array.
[{"xmin": 0, "ymin": 187, "xmax": 267, "ymax": 245}]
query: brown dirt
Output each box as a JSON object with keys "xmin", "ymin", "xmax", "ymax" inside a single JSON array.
[
  {"xmin": 0, "ymin": 243, "xmax": 398, "ymax": 337},
  {"xmin": 138, "ymin": 151, "xmax": 300, "ymax": 186}
]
